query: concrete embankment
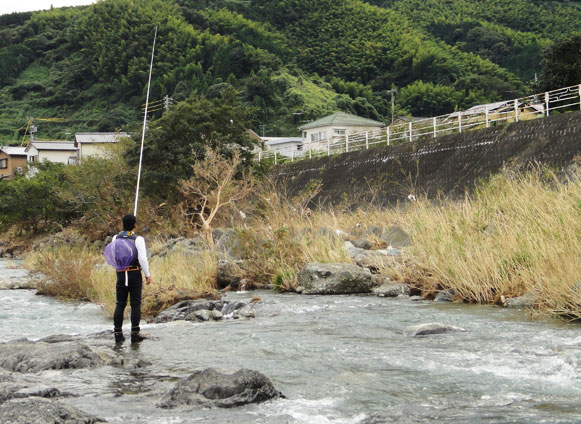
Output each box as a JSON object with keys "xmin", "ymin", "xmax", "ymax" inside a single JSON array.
[{"xmin": 274, "ymin": 111, "xmax": 581, "ymax": 205}]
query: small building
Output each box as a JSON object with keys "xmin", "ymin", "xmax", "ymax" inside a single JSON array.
[
  {"xmin": 74, "ymin": 132, "xmax": 129, "ymax": 163},
  {"xmin": 0, "ymin": 146, "xmax": 27, "ymax": 181},
  {"xmin": 299, "ymin": 112, "xmax": 384, "ymax": 147},
  {"xmin": 263, "ymin": 137, "xmax": 303, "ymax": 158},
  {"xmin": 25, "ymin": 141, "xmax": 78, "ymax": 165}
]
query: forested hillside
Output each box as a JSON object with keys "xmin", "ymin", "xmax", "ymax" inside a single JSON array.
[{"xmin": 0, "ymin": 0, "xmax": 579, "ymax": 143}]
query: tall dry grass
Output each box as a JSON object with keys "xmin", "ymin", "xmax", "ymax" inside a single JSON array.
[
  {"xmin": 26, "ymin": 243, "xmax": 218, "ymax": 318},
  {"xmin": 370, "ymin": 168, "xmax": 581, "ymax": 319},
  {"xmin": 237, "ymin": 181, "xmax": 351, "ymax": 290}
]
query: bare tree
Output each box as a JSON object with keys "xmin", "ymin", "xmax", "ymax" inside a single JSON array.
[{"xmin": 178, "ymin": 149, "xmax": 254, "ymax": 248}]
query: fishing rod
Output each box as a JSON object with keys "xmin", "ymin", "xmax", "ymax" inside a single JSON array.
[{"xmin": 133, "ymin": 25, "xmax": 158, "ymax": 217}]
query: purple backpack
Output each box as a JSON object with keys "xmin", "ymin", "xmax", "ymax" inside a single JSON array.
[{"xmin": 104, "ymin": 233, "xmax": 138, "ymax": 271}]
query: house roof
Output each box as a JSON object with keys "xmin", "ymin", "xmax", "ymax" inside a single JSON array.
[
  {"xmin": 264, "ymin": 137, "xmax": 303, "ymax": 146},
  {"xmin": 391, "ymin": 115, "xmax": 429, "ymax": 124},
  {"xmin": 0, "ymin": 146, "xmax": 27, "ymax": 156},
  {"xmin": 75, "ymin": 132, "xmax": 129, "ymax": 144},
  {"xmin": 25, "ymin": 141, "xmax": 77, "ymax": 152},
  {"xmin": 299, "ymin": 112, "xmax": 384, "ymax": 130}
]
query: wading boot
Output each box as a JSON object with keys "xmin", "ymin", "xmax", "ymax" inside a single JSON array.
[
  {"xmin": 114, "ymin": 329, "xmax": 125, "ymax": 344},
  {"xmin": 131, "ymin": 328, "xmax": 146, "ymax": 343}
]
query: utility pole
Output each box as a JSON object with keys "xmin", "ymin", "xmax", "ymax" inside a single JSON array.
[
  {"xmin": 163, "ymin": 95, "xmax": 172, "ymax": 110},
  {"xmin": 387, "ymin": 87, "xmax": 397, "ymax": 125}
]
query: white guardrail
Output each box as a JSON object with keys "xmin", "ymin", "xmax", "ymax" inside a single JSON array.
[{"xmin": 257, "ymin": 84, "xmax": 581, "ymax": 164}]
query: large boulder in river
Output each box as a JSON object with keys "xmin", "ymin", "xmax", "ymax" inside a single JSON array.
[
  {"xmin": 217, "ymin": 258, "xmax": 245, "ymax": 289},
  {"xmin": 504, "ymin": 292, "xmax": 536, "ymax": 309},
  {"xmin": 0, "ymin": 397, "xmax": 104, "ymax": 423},
  {"xmin": 0, "ymin": 341, "xmax": 116, "ymax": 373},
  {"xmin": 403, "ymin": 323, "xmax": 466, "ymax": 337},
  {"xmin": 158, "ymin": 368, "xmax": 284, "ymax": 409},
  {"xmin": 297, "ymin": 262, "xmax": 373, "ymax": 295}
]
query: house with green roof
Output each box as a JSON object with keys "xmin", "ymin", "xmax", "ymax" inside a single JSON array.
[{"xmin": 299, "ymin": 112, "xmax": 384, "ymax": 147}]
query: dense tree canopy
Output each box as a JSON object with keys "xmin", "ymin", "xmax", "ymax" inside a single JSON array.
[
  {"xmin": 536, "ymin": 33, "xmax": 581, "ymax": 92},
  {"xmin": 131, "ymin": 90, "xmax": 256, "ymax": 199}
]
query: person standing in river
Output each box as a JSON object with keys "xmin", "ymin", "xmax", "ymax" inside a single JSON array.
[{"xmin": 112, "ymin": 214, "xmax": 151, "ymax": 344}]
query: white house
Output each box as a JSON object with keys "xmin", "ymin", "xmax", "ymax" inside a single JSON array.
[
  {"xmin": 74, "ymin": 132, "xmax": 129, "ymax": 163},
  {"xmin": 263, "ymin": 137, "xmax": 303, "ymax": 158},
  {"xmin": 25, "ymin": 141, "xmax": 78, "ymax": 165},
  {"xmin": 299, "ymin": 112, "xmax": 384, "ymax": 148}
]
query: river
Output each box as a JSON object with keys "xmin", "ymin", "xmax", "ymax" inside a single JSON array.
[{"xmin": 1, "ymin": 259, "xmax": 580, "ymax": 423}]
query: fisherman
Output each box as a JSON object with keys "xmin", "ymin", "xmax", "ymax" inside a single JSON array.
[{"xmin": 112, "ymin": 214, "xmax": 151, "ymax": 343}]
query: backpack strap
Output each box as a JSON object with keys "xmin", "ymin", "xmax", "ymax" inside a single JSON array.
[
  {"xmin": 118, "ymin": 231, "xmax": 138, "ymax": 240},
  {"xmin": 116, "ymin": 232, "xmax": 140, "ymax": 270}
]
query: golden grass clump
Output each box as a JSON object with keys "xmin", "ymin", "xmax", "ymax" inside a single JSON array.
[
  {"xmin": 26, "ymin": 244, "xmax": 219, "ymax": 318},
  {"xmin": 237, "ymin": 181, "xmax": 351, "ymax": 290},
  {"xmin": 385, "ymin": 168, "xmax": 581, "ymax": 318}
]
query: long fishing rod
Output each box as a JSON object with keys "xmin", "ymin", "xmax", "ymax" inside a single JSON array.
[{"xmin": 133, "ymin": 26, "xmax": 158, "ymax": 217}]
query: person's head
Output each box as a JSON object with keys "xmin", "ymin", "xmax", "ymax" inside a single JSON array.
[{"xmin": 122, "ymin": 214, "xmax": 137, "ymax": 232}]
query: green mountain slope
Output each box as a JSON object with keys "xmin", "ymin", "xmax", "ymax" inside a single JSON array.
[{"xmin": 0, "ymin": 0, "xmax": 579, "ymax": 143}]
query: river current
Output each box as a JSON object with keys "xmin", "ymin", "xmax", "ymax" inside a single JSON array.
[{"xmin": 1, "ymin": 259, "xmax": 580, "ymax": 423}]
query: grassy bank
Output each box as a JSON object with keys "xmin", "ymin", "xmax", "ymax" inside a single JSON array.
[
  {"xmin": 392, "ymin": 168, "xmax": 581, "ymax": 319},
  {"xmin": 23, "ymin": 167, "xmax": 581, "ymax": 321},
  {"xmin": 298, "ymin": 168, "xmax": 580, "ymax": 320}
]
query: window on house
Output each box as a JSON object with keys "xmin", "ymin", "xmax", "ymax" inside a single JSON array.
[
  {"xmin": 0, "ymin": 159, "xmax": 7, "ymax": 169},
  {"xmin": 297, "ymin": 144, "xmax": 303, "ymax": 151},
  {"xmin": 29, "ymin": 156, "xmax": 37, "ymax": 163},
  {"xmin": 303, "ymin": 131, "xmax": 307, "ymax": 139},
  {"xmin": 334, "ymin": 128, "xmax": 346, "ymax": 136},
  {"xmin": 311, "ymin": 133, "xmax": 319, "ymax": 142}
]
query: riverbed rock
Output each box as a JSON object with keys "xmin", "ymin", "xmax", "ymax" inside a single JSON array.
[
  {"xmin": 380, "ymin": 226, "xmax": 410, "ymax": 248},
  {"xmin": 352, "ymin": 237, "xmax": 372, "ymax": 250},
  {"xmin": 298, "ymin": 262, "xmax": 373, "ymax": 295},
  {"xmin": 158, "ymin": 368, "xmax": 284, "ymax": 409},
  {"xmin": 343, "ymin": 242, "xmax": 401, "ymax": 265},
  {"xmin": 194, "ymin": 310, "xmax": 210, "ymax": 322},
  {"xmin": 210, "ymin": 310, "xmax": 223, "ymax": 321},
  {"xmin": 154, "ymin": 299, "xmax": 251, "ymax": 323},
  {"xmin": 373, "ymin": 283, "xmax": 410, "ymax": 297},
  {"xmin": 232, "ymin": 306, "xmax": 255, "ymax": 319},
  {"xmin": 504, "ymin": 293, "xmax": 537, "ymax": 309},
  {"xmin": 403, "ymin": 323, "xmax": 466, "ymax": 337},
  {"xmin": 0, "ymin": 268, "xmax": 46, "ymax": 290},
  {"xmin": 0, "ymin": 341, "xmax": 116, "ymax": 373},
  {"xmin": 217, "ymin": 258, "xmax": 245, "ymax": 289},
  {"xmin": 434, "ymin": 289, "xmax": 456, "ymax": 302},
  {"xmin": 0, "ymin": 397, "xmax": 104, "ymax": 423}
]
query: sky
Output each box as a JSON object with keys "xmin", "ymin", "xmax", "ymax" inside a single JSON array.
[{"xmin": 0, "ymin": 0, "xmax": 96, "ymax": 16}]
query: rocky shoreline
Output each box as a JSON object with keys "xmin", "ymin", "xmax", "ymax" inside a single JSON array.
[{"xmin": 0, "ymin": 329, "xmax": 284, "ymax": 423}]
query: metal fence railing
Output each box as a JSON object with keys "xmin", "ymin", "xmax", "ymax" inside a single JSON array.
[{"xmin": 257, "ymin": 83, "xmax": 581, "ymax": 164}]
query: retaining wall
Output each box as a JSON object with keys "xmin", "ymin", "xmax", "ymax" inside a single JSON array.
[{"xmin": 273, "ymin": 112, "xmax": 581, "ymax": 206}]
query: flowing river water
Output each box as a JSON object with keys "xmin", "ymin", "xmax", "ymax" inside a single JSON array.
[{"xmin": 1, "ymin": 259, "xmax": 581, "ymax": 423}]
